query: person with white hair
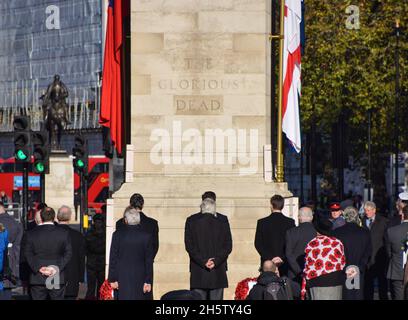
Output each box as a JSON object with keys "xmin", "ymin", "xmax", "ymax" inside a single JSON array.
[
  {"xmin": 362, "ymin": 201, "xmax": 389, "ymax": 300},
  {"xmin": 285, "ymin": 207, "xmax": 317, "ymax": 298},
  {"xmin": 184, "ymin": 192, "xmax": 233, "ymax": 300},
  {"xmin": 108, "ymin": 206, "xmax": 154, "ymax": 300},
  {"xmin": 333, "ymin": 206, "xmax": 372, "ymax": 300}
]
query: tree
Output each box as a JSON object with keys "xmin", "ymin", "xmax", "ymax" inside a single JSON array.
[{"xmin": 301, "ymin": 0, "xmax": 408, "ymax": 206}]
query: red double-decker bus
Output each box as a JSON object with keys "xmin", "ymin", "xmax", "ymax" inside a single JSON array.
[{"xmin": 0, "ymin": 156, "xmax": 109, "ymax": 213}]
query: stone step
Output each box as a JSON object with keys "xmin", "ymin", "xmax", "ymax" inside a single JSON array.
[
  {"xmin": 113, "ymin": 176, "xmax": 291, "ymax": 200},
  {"xmin": 152, "ymin": 263, "xmax": 260, "ymax": 300}
]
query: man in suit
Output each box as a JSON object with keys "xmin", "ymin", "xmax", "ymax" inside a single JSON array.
[
  {"xmin": 362, "ymin": 201, "xmax": 389, "ymax": 300},
  {"xmin": 385, "ymin": 205, "xmax": 408, "ymax": 300},
  {"xmin": 333, "ymin": 206, "xmax": 372, "ymax": 300},
  {"xmin": 285, "ymin": 207, "xmax": 316, "ymax": 297},
  {"xmin": 255, "ymin": 195, "xmax": 295, "ymax": 276},
  {"xmin": 185, "ymin": 193, "xmax": 233, "ymax": 300},
  {"xmin": 56, "ymin": 205, "xmax": 85, "ymax": 300},
  {"xmin": 109, "ymin": 207, "xmax": 154, "ymax": 300},
  {"xmin": 24, "ymin": 207, "xmax": 72, "ymax": 300}
]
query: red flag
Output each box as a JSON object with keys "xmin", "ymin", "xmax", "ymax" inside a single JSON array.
[{"xmin": 99, "ymin": 0, "xmax": 123, "ymax": 155}]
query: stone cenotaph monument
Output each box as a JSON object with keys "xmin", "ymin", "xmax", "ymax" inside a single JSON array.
[{"xmin": 106, "ymin": 0, "xmax": 297, "ymax": 299}]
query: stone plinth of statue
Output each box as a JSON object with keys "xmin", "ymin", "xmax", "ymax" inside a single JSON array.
[{"xmin": 45, "ymin": 152, "xmax": 76, "ymax": 222}]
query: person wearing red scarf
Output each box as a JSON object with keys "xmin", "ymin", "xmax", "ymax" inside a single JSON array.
[{"xmin": 301, "ymin": 213, "xmax": 346, "ymax": 300}]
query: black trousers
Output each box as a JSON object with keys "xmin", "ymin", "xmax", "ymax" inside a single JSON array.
[
  {"xmin": 30, "ymin": 285, "xmax": 65, "ymax": 300},
  {"xmin": 86, "ymin": 268, "xmax": 105, "ymax": 299},
  {"xmin": 364, "ymin": 266, "xmax": 388, "ymax": 300},
  {"xmin": 192, "ymin": 288, "xmax": 224, "ymax": 300},
  {"xmin": 390, "ymin": 280, "xmax": 404, "ymax": 300}
]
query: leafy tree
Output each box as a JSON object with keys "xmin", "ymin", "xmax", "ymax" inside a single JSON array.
[{"xmin": 300, "ymin": 0, "xmax": 408, "ymax": 204}]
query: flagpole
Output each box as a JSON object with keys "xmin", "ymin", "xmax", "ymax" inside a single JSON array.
[{"xmin": 276, "ymin": 0, "xmax": 285, "ymax": 183}]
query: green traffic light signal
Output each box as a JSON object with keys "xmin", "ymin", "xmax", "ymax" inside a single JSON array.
[
  {"xmin": 76, "ymin": 159, "xmax": 85, "ymax": 168},
  {"xmin": 35, "ymin": 162, "xmax": 45, "ymax": 173},
  {"xmin": 16, "ymin": 150, "xmax": 28, "ymax": 160}
]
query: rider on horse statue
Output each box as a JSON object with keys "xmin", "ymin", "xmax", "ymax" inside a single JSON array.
[{"xmin": 40, "ymin": 75, "xmax": 70, "ymax": 149}]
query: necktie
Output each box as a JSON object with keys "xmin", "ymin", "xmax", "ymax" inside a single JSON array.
[{"xmin": 368, "ymin": 218, "xmax": 373, "ymax": 229}]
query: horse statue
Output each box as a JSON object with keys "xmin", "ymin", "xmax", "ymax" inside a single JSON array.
[{"xmin": 40, "ymin": 75, "xmax": 70, "ymax": 149}]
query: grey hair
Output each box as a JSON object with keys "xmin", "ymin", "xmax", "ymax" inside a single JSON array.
[
  {"xmin": 343, "ymin": 206, "xmax": 361, "ymax": 224},
  {"xmin": 124, "ymin": 207, "xmax": 141, "ymax": 225},
  {"xmin": 364, "ymin": 201, "xmax": 376, "ymax": 210},
  {"xmin": 200, "ymin": 198, "xmax": 216, "ymax": 215},
  {"xmin": 298, "ymin": 207, "xmax": 313, "ymax": 222},
  {"xmin": 57, "ymin": 205, "xmax": 72, "ymax": 222}
]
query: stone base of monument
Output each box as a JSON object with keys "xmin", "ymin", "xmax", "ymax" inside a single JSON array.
[
  {"xmin": 105, "ymin": 175, "xmax": 297, "ymax": 300},
  {"xmin": 45, "ymin": 153, "xmax": 76, "ymax": 223}
]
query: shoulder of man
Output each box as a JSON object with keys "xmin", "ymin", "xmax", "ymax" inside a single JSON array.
[
  {"xmin": 141, "ymin": 212, "xmax": 158, "ymax": 225},
  {"xmin": 186, "ymin": 212, "xmax": 202, "ymax": 222},
  {"xmin": 215, "ymin": 213, "xmax": 230, "ymax": 223}
]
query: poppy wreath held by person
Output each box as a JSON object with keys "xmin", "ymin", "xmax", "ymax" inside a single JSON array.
[
  {"xmin": 234, "ymin": 277, "xmax": 258, "ymax": 300},
  {"xmin": 99, "ymin": 279, "xmax": 114, "ymax": 300}
]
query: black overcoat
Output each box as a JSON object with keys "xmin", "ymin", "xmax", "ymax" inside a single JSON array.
[
  {"xmin": 184, "ymin": 213, "xmax": 232, "ymax": 289},
  {"xmin": 108, "ymin": 225, "xmax": 154, "ymax": 300}
]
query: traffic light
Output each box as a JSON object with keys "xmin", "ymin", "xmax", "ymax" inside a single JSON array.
[
  {"xmin": 72, "ymin": 135, "xmax": 88, "ymax": 174},
  {"xmin": 32, "ymin": 131, "xmax": 50, "ymax": 174},
  {"xmin": 13, "ymin": 116, "xmax": 31, "ymax": 163}
]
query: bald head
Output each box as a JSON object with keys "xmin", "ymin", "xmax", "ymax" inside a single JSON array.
[
  {"xmin": 262, "ymin": 260, "xmax": 277, "ymax": 273},
  {"xmin": 298, "ymin": 207, "xmax": 313, "ymax": 223}
]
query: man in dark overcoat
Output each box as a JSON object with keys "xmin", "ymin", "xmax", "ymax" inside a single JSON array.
[{"xmin": 184, "ymin": 192, "xmax": 232, "ymax": 300}]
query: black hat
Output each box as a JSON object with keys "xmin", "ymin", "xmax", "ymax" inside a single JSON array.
[{"xmin": 312, "ymin": 212, "xmax": 333, "ymax": 236}]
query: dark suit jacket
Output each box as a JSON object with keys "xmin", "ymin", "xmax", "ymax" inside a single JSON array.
[
  {"xmin": 58, "ymin": 224, "xmax": 85, "ymax": 297},
  {"xmin": 285, "ymin": 222, "xmax": 317, "ymax": 280},
  {"xmin": 333, "ymin": 223, "xmax": 372, "ymax": 273},
  {"xmin": 362, "ymin": 214, "xmax": 389, "ymax": 269},
  {"xmin": 386, "ymin": 222, "xmax": 408, "ymax": 280},
  {"xmin": 108, "ymin": 225, "xmax": 154, "ymax": 300},
  {"xmin": 255, "ymin": 212, "xmax": 296, "ymax": 264},
  {"xmin": 116, "ymin": 212, "xmax": 159, "ymax": 259},
  {"xmin": 24, "ymin": 224, "xmax": 72, "ymax": 285},
  {"xmin": 184, "ymin": 213, "xmax": 232, "ymax": 289}
]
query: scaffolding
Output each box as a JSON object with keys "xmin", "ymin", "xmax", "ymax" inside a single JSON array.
[{"xmin": 0, "ymin": 0, "xmax": 103, "ymax": 131}]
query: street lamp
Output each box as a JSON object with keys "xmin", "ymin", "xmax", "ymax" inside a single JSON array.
[{"xmin": 394, "ymin": 18, "xmax": 400, "ymax": 200}]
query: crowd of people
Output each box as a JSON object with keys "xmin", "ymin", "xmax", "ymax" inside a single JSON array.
[
  {"xmin": 0, "ymin": 201, "xmax": 106, "ymax": 300},
  {"xmin": 1, "ymin": 190, "xmax": 408, "ymax": 300}
]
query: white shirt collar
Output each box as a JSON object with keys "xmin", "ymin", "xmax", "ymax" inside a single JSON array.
[{"xmin": 39, "ymin": 222, "xmax": 54, "ymax": 226}]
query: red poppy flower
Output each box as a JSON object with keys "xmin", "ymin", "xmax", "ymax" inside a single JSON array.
[
  {"xmin": 321, "ymin": 270, "xmax": 327, "ymax": 275},
  {"xmin": 309, "ymin": 240, "xmax": 319, "ymax": 248},
  {"xmin": 335, "ymin": 263, "xmax": 342, "ymax": 271},
  {"xmin": 322, "ymin": 247, "xmax": 331, "ymax": 257},
  {"xmin": 331, "ymin": 241, "xmax": 339, "ymax": 247},
  {"xmin": 329, "ymin": 254, "xmax": 338, "ymax": 263},
  {"xmin": 341, "ymin": 256, "xmax": 346, "ymax": 265},
  {"xmin": 307, "ymin": 257, "xmax": 314, "ymax": 265},
  {"xmin": 322, "ymin": 238, "xmax": 330, "ymax": 246},
  {"xmin": 312, "ymin": 248, "xmax": 321, "ymax": 259},
  {"xmin": 325, "ymin": 260, "xmax": 334, "ymax": 271},
  {"xmin": 308, "ymin": 270, "xmax": 317, "ymax": 278},
  {"xmin": 305, "ymin": 248, "xmax": 311, "ymax": 255},
  {"xmin": 314, "ymin": 259, "xmax": 324, "ymax": 270},
  {"xmin": 334, "ymin": 248, "xmax": 342, "ymax": 258}
]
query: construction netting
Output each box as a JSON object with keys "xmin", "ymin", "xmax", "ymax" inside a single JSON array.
[{"xmin": 0, "ymin": 0, "xmax": 103, "ymax": 131}]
